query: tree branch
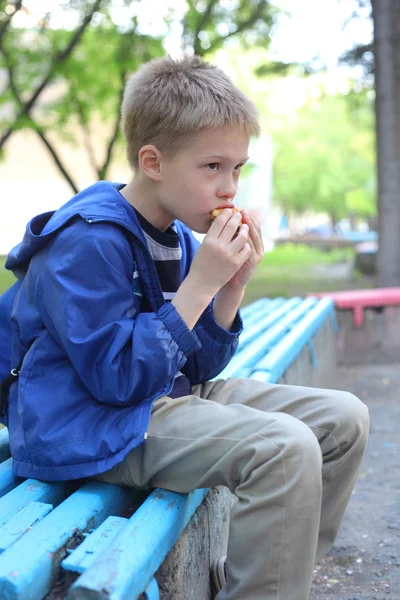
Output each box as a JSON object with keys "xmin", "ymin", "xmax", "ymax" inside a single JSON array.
[
  {"xmin": 0, "ymin": 0, "xmax": 105, "ymax": 150},
  {"xmin": 206, "ymin": 0, "xmax": 268, "ymax": 54},
  {"xmin": 98, "ymin": 71, "xmax": 126, "ymax": 180},
  {"xmin": 75, "ymin": 95, "xmax": 100, "ymax": 177},
  {"xmin": 195, "ymin": 0, "xmax": 219, "ymax": 40},
  {"xmin": 34, "ymin": 128, "xmax": 80, "ymax": 194},
  {"xmin": 0, "ymin": 0, "xmax": 23, "ymax": 47},
  {"xmin": 3, "ymin": 44, "xmax": 79, "ymax": 194}
]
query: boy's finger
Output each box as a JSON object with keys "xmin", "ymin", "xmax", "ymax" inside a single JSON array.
[
  {"xmin": 247, "ymin": 214, "xmax": 264, "ymax": 253},
  {"xmin": 243, "ymin": 211, "xmax": 260, "ymax": 233},
  {"xmin": 230, "ymin": 223, "xmax": 249, "ymax": 250},
  {"xmin": 207, "ymin": 208, "xmax": 232, "ymax": 235},
  {"xmin": 219, "ymin": 211, "xmax": 244, "ymax": 242},
  {"xmin": 251, "ymin": 215, "xmax": 263, "ymax": 237}
]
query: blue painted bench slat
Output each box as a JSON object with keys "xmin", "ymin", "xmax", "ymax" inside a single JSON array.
[
  {"xmin": 237, "ymin": 297, "xmax": 301, "ymax": 350},
  {"xmin": 0, "ymin": 458, "xmax": 21, "ymax": 498},
  {"xmin": 0, "ymin": 428, "xmax": 10, "ymax": 463},
  {"xmin": 144, "ymin": 577, "xmax": 160, "ymax": 600},
  {"xmin": 219, "ymin": 297, "xmax": 314, "ymax": 379},
  {"xmin": 237, "ymin": 297, "xmax": 318, "ymax": 377},
  {"xmin": 0, "ymin": 501, "xmax": 53, "ymax": 554},
  {"xmin": 251, "ymin": 297, "xmax": 336, "ymax": 383},
  {"xmin": 0, "ymin": 296, "xmax": 337, "ymax": 600},
  {"xmin": 218, "ymin": 298, "xmax": 302, "ymax": 379},
  {"xmin": 239, "ymin": 297, "xmax": 271, "ymax": 319},
  {"xmin": 0, "ymin": 479, "xmax": 64, "ymax": 525},
  {"xmin": 0, "ymin": 482, "xmax": 134, "ymax": 600},
  {"xmin": 62, "ymin": 515, "xmax": 128, "ymax": 574},
  {"xmin": 67, "ymin": 488, "xmax": 208, "ymax": 600},
  {"xmin": 241, "ymin": 297, "xmax": 284, "ymax": 328},
  {"xmin": 235, "ymin": 297, "xmax": 320, "ymax": 378}
]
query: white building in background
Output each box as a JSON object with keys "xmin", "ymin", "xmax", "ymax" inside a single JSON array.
[{"xmin": 234, "ymin": 134, "xmax": 276, "ymax": 251}]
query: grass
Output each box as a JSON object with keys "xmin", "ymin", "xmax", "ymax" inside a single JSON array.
[
  {"xmin": 258, "ymin": 244, "xmax": 353, "ymax": 268},
  {"xmin": 242, "ymin": 244, "xmax": 375, "ymax": 306},
  {"xmin": 0, "ymin": 257, "xmax": 16, "ymax": 295},
  {"xmin": 1, "ymin": 244, "xmax": 375, "ymax": 304}
]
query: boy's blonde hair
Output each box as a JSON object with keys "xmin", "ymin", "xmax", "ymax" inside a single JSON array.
[{"xmin": 121, "ymin": 55, "xmax": 260, "ymax": 170}]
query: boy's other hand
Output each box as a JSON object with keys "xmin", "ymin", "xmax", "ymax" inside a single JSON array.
[
  {"xmin": 188, "ymin": 209, "xmax": 251, "ymax": 297},
  {"xmin": 223, "ymin": 210, "xmax": 264, "ymax": 291}
]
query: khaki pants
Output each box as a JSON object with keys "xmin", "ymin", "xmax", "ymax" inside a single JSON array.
[{"xmin": 94, "ymin": 378, "xmax": 369, "ymax": 600}]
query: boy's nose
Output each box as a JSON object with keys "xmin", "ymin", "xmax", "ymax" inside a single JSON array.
[{"xmin": 217, "ymin": 178, "xmax": 237, "ymax": 200}]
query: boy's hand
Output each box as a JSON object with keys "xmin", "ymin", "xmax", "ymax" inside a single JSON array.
[
  {"xmin": 224, "ymin": 210, "xmax": 264, "ymax": 291},
  {"xmin": 188, "ymin": 209, "xmax": 251, "ymax": 297}
]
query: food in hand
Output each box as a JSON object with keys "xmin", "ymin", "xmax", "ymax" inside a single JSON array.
[
  {"xmin": 210, "ymin": 207, "xmax": 241, "ymax": 220},
  {"xmin": 210, "ymin": 207, "xmax": 243, "ymax": 239}
]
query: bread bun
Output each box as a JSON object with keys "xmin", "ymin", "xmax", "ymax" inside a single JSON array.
[{"xmin": 210, "ymin": 207, "xmax": 241, "ymax": 220}]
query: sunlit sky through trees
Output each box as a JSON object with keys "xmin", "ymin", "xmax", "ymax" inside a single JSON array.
[{"xmin": 14, "ymin": 0, "xmax": 373, "ymax": 71}]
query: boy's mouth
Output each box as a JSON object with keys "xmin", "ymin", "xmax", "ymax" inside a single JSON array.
[
  {"xmin": 210, "ymin": 207, "xmax": 241, "ymax": 220},
  {"xmin": 213, "ymin": 203, "xmax": 235, "ymax": 210}
]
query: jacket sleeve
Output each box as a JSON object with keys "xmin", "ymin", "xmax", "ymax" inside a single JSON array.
[
  {"xmin": 35, "ymin": 220, "xmax": 201, "ymax": 406},
  {"xmin": 180, "ymin": 301, "xmax": 243, "ymax": 384},
  {"xmin": 177, "ymin": 223, "xmax": 243, "ymax": 384}
]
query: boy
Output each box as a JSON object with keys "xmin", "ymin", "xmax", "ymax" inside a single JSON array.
[{"xmin": 1, "ymin": 56, "xmax": 369, "ymax": 599}]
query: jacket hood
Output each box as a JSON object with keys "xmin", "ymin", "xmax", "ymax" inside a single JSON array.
[{"xmin": 5, "ymin": 181, "xmax": 146, "ymax": 277}]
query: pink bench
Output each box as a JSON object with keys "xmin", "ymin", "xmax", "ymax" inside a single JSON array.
[
  {"xmin": 312, "ymin": 288, "xmax": 400, "ymax": 327},
  {"xmin": 310, "ymin": 288, "xmax": 400, "ymax": 364}
]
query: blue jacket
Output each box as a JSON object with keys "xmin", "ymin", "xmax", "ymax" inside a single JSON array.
[{"xmin": 2, "ymin": 181, "xmax": 242, "ymax": 481}]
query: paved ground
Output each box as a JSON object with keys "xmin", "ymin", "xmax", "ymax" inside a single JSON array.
[{"xmin": 310, "ymin": 363, "xmax": 400, "ymax": 600}]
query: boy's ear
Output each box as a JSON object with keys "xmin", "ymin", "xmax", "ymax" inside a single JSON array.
[{"xmin": 138, "ymin": 145, "xmax": 162, "ymax": 181}]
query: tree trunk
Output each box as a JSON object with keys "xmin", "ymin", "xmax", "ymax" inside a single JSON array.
[
  {"xmin": 367, "ymin": 215, "xmax": 378, "ymax": 230},
  {"xmin": 349, "ymin": 213, "xmax": 357, "ymax": 230},
  {"xmin": 328, "ymin": 212, "xmax": 339, "ymax": 230},
  {"xmin": 372, "ymin": 0, "xmax": 400, "ymax": 286}
]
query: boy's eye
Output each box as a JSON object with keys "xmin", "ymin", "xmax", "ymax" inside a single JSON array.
[{"xmin": 206, "ymin": 163, "xmax": 243, "ymax": 171}]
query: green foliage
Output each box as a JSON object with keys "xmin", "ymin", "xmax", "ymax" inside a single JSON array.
[
  {"xmin": 255, "ymin": 61, "xmax": 294, "ymax": 77},
  {"xmin": 273, "ymin": 89, "xmax": 376, "ymax": 222},
  {"xmin": 50, "ymin": 22, "xmax": 164, "ymax": 138},
  {"xmin": 182, "ymin": 0, "xmax": 279, "ymax": 56},
  {"xmin": 0, "ymin": 0, "xmax": 282, "ymax": 186},
  {"xmin": 0, "ymin": 6, "xmax": 164, "ymax": 174},
  {"xmin": 0, "ymin": 257, "xmax": 16, "ymax": 295},
  {"xmin": 239, "ymin": 161, "xmax": 257, "ymax": 179}
]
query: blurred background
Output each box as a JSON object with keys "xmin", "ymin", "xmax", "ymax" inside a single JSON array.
[{"xmin": 1, "ymin": 0, "xmax": 398, "ymax": 304}]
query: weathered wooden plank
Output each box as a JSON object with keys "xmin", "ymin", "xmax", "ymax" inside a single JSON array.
[
  {"xmin": 251, "ymin": 297, "xmax": 336, "ymax": 383},
  {"xmin": 237, "ymin": 297, "xmax": 302, "ymax": 350},
  {"xmin": 0, "ymin": 481, "xmax": 133, "ymax": 600},
  {"xmin": 0, "ymin": 428, "xmax": 10, "ymax": 463},
  {"xmin": 0, "ymin": 458, "xmax": 21, "ymax": 498},
  {"xmin": 0, "ymin": 479, "xmax": 64, "ymax": 525},
  {"xmin": 0, "ymin": 501, "xmax": 53, "ymax": 553},
  {"xmin": 67, "ymin": 488, "xmax": 208, "ymax": 600},
  {"xmin": 62, "ymin": 515, "xmax": 128, "ymax": 574}
]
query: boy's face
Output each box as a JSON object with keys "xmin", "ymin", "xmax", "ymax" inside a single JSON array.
[{"xmin": 158, "ymin": 126, "xmax": 250, "ymax": 233}]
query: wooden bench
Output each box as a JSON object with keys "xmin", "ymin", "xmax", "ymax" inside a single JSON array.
[{"xmin": 0, "ymin": 296, "xmax": 336, "ymax": 600}]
